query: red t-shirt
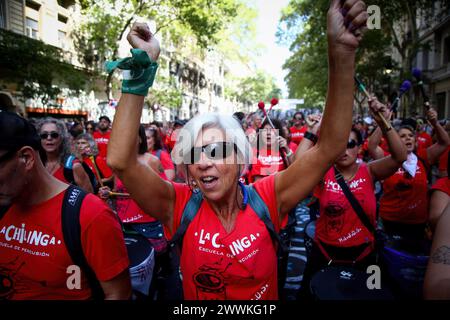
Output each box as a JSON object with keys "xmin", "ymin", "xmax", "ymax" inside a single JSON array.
[
  {"xmin": 93, "ymin": 131, "xmax": 111, "ymax": 160},
  {"xmin": 53, "ymin": 166, "xmax": 68, "ymax": 184},
  {"xmin": 0, "ymin": 189, "xmax": 129, "ymax": 300},
  {"xmin": 249, "ymin": 147, "xmax": 286, "ymax": 183},
  {"xmin": 289, "ymin": 142, "xmax": 298, "ymax": 154},
  {"xmin": 289, "ymin": 126, "xmax": 307, "ymax": 145},
  {"xmin": 379, "ymin": 150, "xmax": 430, "ymax": 224},
  {"xmin": 431, "ymin": 177, "xmax": 450, "ymax": 196},
  {"xmin": 115, "ymin": 178, "xmax": 156, "ymax": 224},
  {"xmin": 314, "ymin": 163, "xmax": 376, "ymax": 247},
  {"xmin": 438, "ymin": 146, "xmax": 450, "ymax": 173},
  {"xmin": 151, "ymin": 149, "xmax": 175, "ymax": 170},
  {"xmin": 417, "ymin": 131, "xmax": 432, "ymax": 154},
  {"xmin": 83, "ymin": 156, "xmax": 112, "ymax": 181},
  {"xmin": 52, "ymin": 159, "xmax": 82, "ymax": 184},
  {"xmin": 164, "ymin": 175, "xmax": 282, "ymax": 300}
]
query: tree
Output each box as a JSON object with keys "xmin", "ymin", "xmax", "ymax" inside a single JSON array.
[
  {"xmin": 73, "ymin": 0, "xmax": 240, "ymax": 99},
  {"xmin": 0, "ymin": 28, "xmax": 87, "ymax": 108},
  {"xmin": 277, "ymin": 0, "xmax": 444, "ymax": 115},
  {"xmin": 225, "ymin": 71, "xmax": 281, "ymax": 107},
  {"xmin": 145, "ymin": 75, "xmax": 182, "ymax": 118}
]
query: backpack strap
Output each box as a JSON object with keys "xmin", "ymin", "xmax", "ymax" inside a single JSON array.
[
  {"xmin": 246, "ymin": 185, "xmax": 284, "ymax": 251},
  {"xmin": 333, "ymin": 166, "xmax": 375, "ymax": 234},
  {"xmin": 61, "ymin": 185, "xmax": 104, "ymax": 300},
  {"xmin": 63, "ymin": 155, "xmax": 76, "ymax": 184},
  {"xmin": 156, "ymin": 149, "xmax": 162, "ymax": 160},
  {"xmin": 169, "ymin": 191, "xmax": 203, "ymax": 249}
]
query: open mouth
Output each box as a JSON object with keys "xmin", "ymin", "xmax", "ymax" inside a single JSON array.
[{"xmin": 200, "ymin": 176, "xmax": 219, "ymax": 189}]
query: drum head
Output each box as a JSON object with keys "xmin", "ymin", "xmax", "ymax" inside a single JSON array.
[
  {"xmin": 124, "ymin": 233, "xmax": 153, "ymax": 267},
  {"xmin": 310, "ymin": 266, "xmax": 394, "ymax": 300}
]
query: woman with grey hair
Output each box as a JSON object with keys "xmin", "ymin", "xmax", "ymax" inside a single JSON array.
[
  {"xmin": 108, "ymin": 0, "xmax": 368, "ymax": 300},
  {"xmin": 37, "ymin": 117, "xmax": 93, "ymax": 193}
]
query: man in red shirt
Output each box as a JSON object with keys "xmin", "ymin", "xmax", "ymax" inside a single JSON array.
[
  {"xmin": 0, "ymin": 111, "xmax": 130, "ymax": 300},
  {"xmin": 289, "ymin": 112, "xmax": 307, "ymax": 145},
  {"xmin": 93, "ymin": 115, "xmax": 111, "ymax": 160}
]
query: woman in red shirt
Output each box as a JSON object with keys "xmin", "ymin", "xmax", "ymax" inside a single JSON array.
[
  {"xmin": 74, "ymin": 133, "xmax": 114, "ymax": 190},
  {"xmin": 145, "ymin": 126, "xmax": 175, "ymax": 181},
  {"xmin": 107, "ymin": 7, "xmax": 369, "ymax": 300},
  {"xmin": 249, "ymin": 118, "xmax": 293, "ymax": 183},
  {"xmin": 296, "ymin": 99, "xmax": 406, "ymax": 294},
  {"xmin": 37, "ymin": 117, "xmax": 93, "ymax": 193},
  {"xmin": 369, "ymin": 108, "xmax": 449, "ymax": 241}
]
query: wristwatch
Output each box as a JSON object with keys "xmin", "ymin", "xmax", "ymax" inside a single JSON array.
[{"xmin": 304, "ymin": 131, "xmax": 318, "ymax": 143}]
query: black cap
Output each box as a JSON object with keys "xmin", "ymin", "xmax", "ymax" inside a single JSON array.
[
  {"xmin": 99, "ymin": 115, "xmax": 111, "ymax": 123},
  {"xmin": 0, "ymin": 110, "xmax": 41, "ymax": 151}
]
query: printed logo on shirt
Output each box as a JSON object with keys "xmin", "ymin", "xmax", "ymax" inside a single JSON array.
[
  {"xmin": 324, "ymin": 178, "xmax": 366, "ymax": 193},
  {"xmin": 195, "ymin": 228, "xmax": 261, "ymax": 261},
  {"xmin": 257, "ymin": 155, "xmax": 283, "ymax": 166},
  {"xmin": 95, "ymin": 137, "xmax": 109, "ymax": 144},
  {"xmin": 0, "ymin": 223, "xmax": 62, "ymax": 247}
]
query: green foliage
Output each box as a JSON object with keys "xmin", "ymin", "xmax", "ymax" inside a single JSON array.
[
  {"xmin": 0, "ymin": 29, "xmax": 87, "ymax": 106},
  {"xmin": 146, "ymin": 75, "xmax": 182, "ymax": 110},
  {"xmin": 277, "ymin": 0, "xmax": 441, "ymax": 109},
  {"xmin": 225, "ymin": 71, "xmax": 281, "ymax": 105}
]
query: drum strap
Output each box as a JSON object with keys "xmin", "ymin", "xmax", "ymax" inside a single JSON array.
[
  {"xmin": 334, "ymin": 166, "xmax": 376, "ymax": 234},
  {"xmin": 315, "ymin": 239, "xmax": 374, "ymax": 265}
]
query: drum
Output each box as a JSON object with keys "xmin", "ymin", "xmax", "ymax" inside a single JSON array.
[
  {"xmin": 381, "ymin": 236, "xmax": 430, "ymax": 299},
  {"xmin": 124, "ymin": 232, "xmax": 155, "ymax": 297},
  {"xmin": 304, "ymin": 220, "xmax": 316, "ymax": 256},
  {"xmin": 310, "ymin": 266, "xmax": 394, "ymax": 300}
]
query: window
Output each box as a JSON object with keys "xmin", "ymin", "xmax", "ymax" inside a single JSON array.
[
  {"xmin": 0, "ymin": 0, "xmax": 6, "ymax": 29},
  {"xmin": 26, "ymin": 17, "xmax": 38, "ymax": 39},
  {"xmin": 58, "ymin": 14, "xmax": 68, "ymax": 24},
  {"xmin": 25, "ymin": 0, "xmax": 40, "ymax": 11},
  {"xmin": 436, "ymin": 92, "xmax": 446, "ymax": 119},
  {"xmin": 444, "ymin": 36, "xmax": 450, "ymax": 64},
  {"xmin": 58, "ymin": 30, "xmax": 67, "ymax": 48}
]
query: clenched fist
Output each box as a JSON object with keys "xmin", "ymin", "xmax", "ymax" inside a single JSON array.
[{"xmin": 127, "ymin": 22, "xmax": 160, "ymax": 61}]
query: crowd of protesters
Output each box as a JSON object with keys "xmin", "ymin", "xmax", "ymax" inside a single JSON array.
[{"xmin": 2, "ymin": 0, "xmax": 450, "ymax": 301}]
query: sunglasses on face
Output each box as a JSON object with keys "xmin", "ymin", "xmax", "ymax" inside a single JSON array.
[
  {"xmin": 294, "ymin": 117, "xmax": 303, "ymax": 121},
  {"xmin": 347, "ymin": 139, "xmax": 358, "ymax": 149},
  {"xmin": 40, "ymin": 131, "xmax": 60, "ymax": 140},
  {"xmin": 185, "ymin": 142, "xmax": 237, "ymax": 164}
]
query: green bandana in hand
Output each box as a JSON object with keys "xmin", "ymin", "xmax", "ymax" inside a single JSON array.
[{"xmin": 105, "ymin": 49, "xmax": 158, "ymax": 96}]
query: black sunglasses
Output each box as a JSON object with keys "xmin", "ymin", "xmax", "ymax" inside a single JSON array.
[
  {"xmin": 185, "ymin": 142, "xmax": 237, "ymax": 164},
  {"xmin": 347, "ymin": 139, "xmax": 358, "ymax": 149},
  {"xmin": 40, "ymin": 131, "xmax": 60, "ymax": 140}
]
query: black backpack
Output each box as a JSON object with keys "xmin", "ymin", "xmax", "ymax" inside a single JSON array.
[{"xmin": 165, "ymin": 184, "xmax": 296, "ymax": 299}]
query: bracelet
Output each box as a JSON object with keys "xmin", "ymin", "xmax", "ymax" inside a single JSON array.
[
  {"xmin": 285, "ymin": 149, "xmax": 294, "ymax": 157},
  {"xmin": 105, "ymin": 49, "xmax": 159, "ymax": 96},
  {"xmin": 304, "ymin": 131, "xmax": 318, "ymax": 144}
]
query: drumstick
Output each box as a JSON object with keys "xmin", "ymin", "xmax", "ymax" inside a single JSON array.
[
  {"xmin": 89, "ymin": 155, "xmax": 104, "ymax": 187},
  {"xmin": 354, "ymin": 76, "xmax": 391, "ymax": 129},
  {"xmin": 108, "ymin": 191, "xmax": 130, "ymax": 197}
]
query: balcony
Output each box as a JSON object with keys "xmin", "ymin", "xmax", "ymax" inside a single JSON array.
[{"xmin": 430, "ymin": 63, "xmax": 450, "ymax": 82}]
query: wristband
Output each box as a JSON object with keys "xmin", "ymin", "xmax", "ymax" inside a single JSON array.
[
  {"xmin": 304, "ymin": 131, "xmax": 318, "ymax": 144},
  {"xmin": 285, "ymin": 149, "xmax": 294, "ymax": 157},
  {"xmin": 105, "ymin": 49, "xmax": 158, "ymax": 96}
]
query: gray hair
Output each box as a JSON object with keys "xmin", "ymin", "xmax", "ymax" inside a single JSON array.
[
  {"xmin": 74, "ymin": 132, "xmax": 99, "ymax": 156},
  {"xmin": 36, "ymin": 117, "xmax": 72, "ymax": 164},
  {"xmin": 171, "ymin": 113, "xmax": 252, "ymax": 175}
]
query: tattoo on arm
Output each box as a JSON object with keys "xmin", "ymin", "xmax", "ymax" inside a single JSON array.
[{"xmin": 431, "ymin": 246, "xmax": 450, "ymax": 265}]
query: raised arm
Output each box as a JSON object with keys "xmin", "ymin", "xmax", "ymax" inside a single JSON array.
[
  {"xmin": 293, "ymin": 114, "xmax": 322, "ymax": 161},
  {"xmin": 107, "ymin": 23, "xmax": 175, "ymax": 228},
  {"xmin": 367, "ymin": 97, "xmax": 407, "ymax": 181},
  {"xmin": 424, "ymin": 203, "xmax": 450, "ymax": 299},
  {"xmin": 276, "ymin": 0, "xmax": 368, "ymax": 218},
  {"xmin": 426, "ymin": 108, "xmax": 450, "ymax": 165},
  {"xmin": 367, "ymin": 125, "xmax": 385, "ymax": 160}
]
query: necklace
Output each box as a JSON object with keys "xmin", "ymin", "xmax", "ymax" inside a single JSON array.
[{"xmin": 46, "ymin": 161, "xmax": 60, "ymax": 174}]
